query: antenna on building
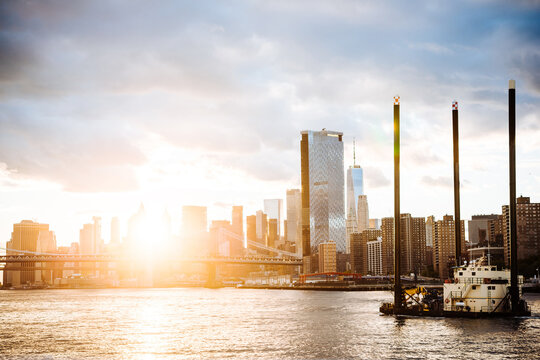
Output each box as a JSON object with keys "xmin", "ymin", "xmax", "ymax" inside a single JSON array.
[{"xmin": 353, "ymin": 137, "xmax": 356, "ymax": 167}]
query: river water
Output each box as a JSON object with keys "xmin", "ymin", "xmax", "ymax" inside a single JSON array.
[{"xmin": 1, "ymin": 289, "xmax": 539, "ymax": 359}]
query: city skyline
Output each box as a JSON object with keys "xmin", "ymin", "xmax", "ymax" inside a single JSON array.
[
  {"xmin": 1, "ymin": 2, "xmax": 539, "ymax": 358},
  {"xmin": 1, "ymin": 1, "xmax": 540, "ymax": 247}
]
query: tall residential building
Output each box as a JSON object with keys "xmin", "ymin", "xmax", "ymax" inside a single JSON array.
[
  {"xmin": 301, "ymin": 129, "xmax": 346, "ymax": 259},
  {"xmin": 381, "ymin": 214, "xmax": 427, "ymax": 276},
  {"xmin": 357, "ymin": 195, "xmax": 369, "ymax": 233},
  {"xmin": 286, "ymin": 189, "xmax": 302, "ymax": 255},
  {"xmin": 264, "ymin": 199, "xmax": 283, "ymax": 236},
  {"xmin": 346, "ymin": 165, "xmax": 364, "ymax": 252},
  {"xmin": 432, "ymin": 215, "xmax": 466, "ymax": 279},
  {"xmin": 232, "ymin": 206, "xmax": 243, "ymax": 236},
  {"xmin": 350, "ymin": 229, "xmax": 381, "ymax": 274},
  {"xmin": 488, "ymin": 215, "xmax": 504, "ymax": 246},
  {"xmin": 367, "ymin": 238, "xmax": 383, "ymax": 275},
  {"xmin": 426, "ymin": 216, "xmax": 434, "ymax": 247},
  {"xmin": 468, "ymin": 214, "xmax": 499, "ymax": 246},
  {"xmin": 349, "ymin": 233, "xmax": 363, "ymax": 274},
  {"xmin": 381, "ymin": 218, "xmax": 395, "ymax": 275},
  {"xmin": 318, "ymin": 242, "xmax": 337, "ymax": 273},
  {"xmin": 255, "ymin": 210, "xmax": 268, "ymax": 244},
  {"xmin": 502, "ymin": 196, "xmax": 540, "ymax": 266},
  {"xmin": 361, "ymin": 229, "xmax": 382, "ymax": 274},
  {"xmin": 110, "ymin": 217, "xmax": 121, "ymax": 244},
  {"xmin": 425, "ymin": 215, "xmax": 435, "ymax": 270},
  {"xmin": 4, "ymin": 220, "xmax": 52, "ymax": 286}
]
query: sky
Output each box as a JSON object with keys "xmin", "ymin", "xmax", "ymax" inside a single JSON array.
[{"xmin": 1, "ymin": 0, "xmax": 540, "ymax": 247}]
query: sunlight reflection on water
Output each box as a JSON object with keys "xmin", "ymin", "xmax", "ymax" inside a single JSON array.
[{"xmin": 1, "ymin": 289, "xmax": 539, "ymax": 359}]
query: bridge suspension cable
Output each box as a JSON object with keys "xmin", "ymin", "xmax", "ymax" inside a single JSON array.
[
  {"xmin": 0, "ymin": 247, "xmax": 83, "ymax": 256},
  {"xmin": 217, "ymin": 228, "xmax": 300, "ymax": 258}
]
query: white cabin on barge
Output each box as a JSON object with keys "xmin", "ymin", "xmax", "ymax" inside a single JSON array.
[{"xmin": 443, "ymin": 258, "xmax": 523, "ymax": 313}]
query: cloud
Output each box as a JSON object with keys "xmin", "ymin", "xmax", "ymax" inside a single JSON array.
[
  {"xmin": 512, "ymin": 50, "xmax": 540, "ymax": 94},
  {"xmin": 364, "ymin": 166, "xmax": 391, "ymax": 189},
  {"xmin": 0, "ymin": 109, "xmax": 145, "ymax": 192},
  {"xmin": 0, "ymin": 0, "xmax": 539, "ymax": 197},
  {"xmin": 421, "ymin": 176, "xmax": 453, "ymax": 188}
]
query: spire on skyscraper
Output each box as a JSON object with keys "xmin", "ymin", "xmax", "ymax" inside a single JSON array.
[{"xmin": 353, "ymin": 137, "xmax": 356, "ymax": 167}]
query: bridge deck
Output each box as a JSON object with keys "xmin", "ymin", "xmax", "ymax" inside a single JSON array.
[{"xmin": 0, "ymin": 255, "xmax": 302, "ymax": 266}]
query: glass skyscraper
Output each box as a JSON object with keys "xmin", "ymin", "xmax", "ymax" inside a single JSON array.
[
  {"xmin": 301, "ymin": 129, "xmax": 346, "ymax": 256},
  {"xmin": 346, "ymin": 165, "xmax": 364, "ymax": 251},
  {"xmin": 264, "ymin": 199, "xmax": 283, "ymax": 236}
]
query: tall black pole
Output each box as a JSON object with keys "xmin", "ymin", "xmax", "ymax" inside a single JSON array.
[
  {"xmin": 393, "ymin": 96, "xmax": 402, "ymax": 311},
  {"xmin": 509, "ymin": 80, "xmax": 518, "ymax": 312},
  {"xmin": 452, "ymin": 101, "xmax": 462, "ymax": 267}
]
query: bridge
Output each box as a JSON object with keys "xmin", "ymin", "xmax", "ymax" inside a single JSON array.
[
  {"xmin": 0, "ymin": 254, "xmax": 302, "ymax": 266},
  {"xmin": 1, "ymin": 229, "xmax": 303, "ymax": 287}
]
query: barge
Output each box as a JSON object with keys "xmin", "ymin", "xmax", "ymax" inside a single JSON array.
[
  {"xmin": 380, "ymin": 257, "xmax": 531, "ymax": 317},
  {"xmin": 380, "ymin": 81, "xmax": 531, "ymax": 318}
]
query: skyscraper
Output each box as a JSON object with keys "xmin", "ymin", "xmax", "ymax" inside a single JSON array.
[
  {"xmin": 255, "ymin": 210, "xmax": 267, "ymax": 244},
  {"xmin": 264, "ymin": 199, "xmax": 283, "ymax": 236},
  {"xmin": 426, "ymin": 215, "xmax": 434, "ymax": 247},
  {"xmin": 431, "ymin": 215, "xmax": 465, "ymax": 279},
  {"xmin": 301, "ymin": 129, "xmax": 346, "ymax": 260},
  {"xmin": 369, "ymin": 218, "xmax": 381, "ymax": 230},
  {"xmin": 92, "ymin": 216, "xmax": 103, "ymax": 254},
  {"xmin": 246, "ymin": 215, "xmax": 257, "ymax": 242},
  {"xmin": 268, "ymin": 219, "xmax": 278, "ymax": 248},
  {"xmin": 346, "ymin": 164, "xmax": 364, "ymax": 251},
  {"xmin": 79, "ymin": 216, "xmax": 102, "ymax": 255},
  {"xmin": 286, "ymin": 189, "xmax": 302, "ymax": 255},
  {"xmin": 350, "ymin": 229, "xmax": 382, "ymax": 275},
  {"xmin": 79, "ymin": 222, "xmax": 97, "ymax": 277},
  {"xmin": 502, "ymin": 196, "xmax": 540, "ymax": 266},
  {"xmin": 357, "ymin": 195, "xmax": 369, "ymax": 233},
  {"xmin": 381, "ymin": 214, "xmax": 427, "ymax": 276},
  {"xmin": 5, "ymin": 220, "xmax": 53, "ymax": 286},
  {"xmin": 367, "ymin": 237, "xmax": 383, "ymax": 275},
  {"xmin": 80, "ymin": 223, "xmax": 95, "ymax": 254},
  {"xmin": 232, "ymin": 206, "xmax": 243, "ymax": 236},
  {"xmin": 318, "ymin": 242, "xmax": 337, "ymax": 273},
  {"xmin": 468, "ymin": 214, "xmax": 499, "ymax": 246}
]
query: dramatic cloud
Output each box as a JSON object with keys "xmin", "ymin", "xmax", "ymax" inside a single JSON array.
[{"xmin": 0, "ymin": 0, "xmax": 539, "ymax": 229}]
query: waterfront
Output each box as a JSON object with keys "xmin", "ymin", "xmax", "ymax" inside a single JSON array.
[{"xmin": 1, "ymin": 289, "xmax": 539, "ymax": 359}]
